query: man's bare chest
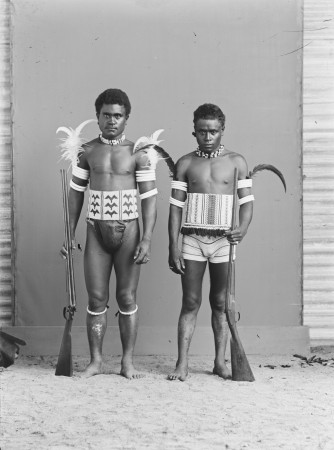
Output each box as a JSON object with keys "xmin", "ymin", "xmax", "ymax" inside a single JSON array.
[
  {"xmin": 88, "ymin": 148, "xmax": 135, "ymax": 176},
  {"xmin": 187, "ymin": 159, "xmax": 233, "ymax": 187}
]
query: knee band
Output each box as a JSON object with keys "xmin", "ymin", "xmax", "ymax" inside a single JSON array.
[
  {"xmin": 117, "ymin": 305, "xmax": 138, "ymax": 316},
  {"xmin": 86, "ymin": 306, "xmax": 108, "ymax": 316}
]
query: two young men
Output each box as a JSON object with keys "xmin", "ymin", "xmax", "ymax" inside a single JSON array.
[{"xmin": 63, "ymin": 91, "xmax": 254, "ymax": 380}]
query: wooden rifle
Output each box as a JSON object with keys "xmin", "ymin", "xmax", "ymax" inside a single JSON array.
[
  {"xmin": 55, "ymin": 169, "xmax": 76, "ymax": 376},
  {"xmin": 225, "ymin": 168, "xmax": 255, "ymax": 382}
]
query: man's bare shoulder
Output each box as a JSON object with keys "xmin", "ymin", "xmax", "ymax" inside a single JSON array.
[
  {"xmin": 173, "ymin": 152, "xmax": 196, "ymax": 180},
  {"xmin": 134, "ymin": 145, "xmax": 155, "ymax": 167},
  {"xmin": 225, "ymin": 148, "xmax": 247, "ymax": 163},
  {"xmin": 176, "ymin": 151, "xmax": 196, "ymax": 167},
  {"xmin": 123, "ymin": 138, "xmax": 134, "ymax": 148},
  {"xmin": 225, "ymin": 148, "xmax": 248, "ymax": 173},
  {"xmin": 82, "ymin": 138, "xmax": 100, "ymax": 154}
]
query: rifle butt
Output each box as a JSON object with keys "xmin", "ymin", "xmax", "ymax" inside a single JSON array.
[
  {"xmin": 55, "ymin": 317, "xmax": 73, "ymax": 377},
  {"xmin": 230, "ymin": 337, "xmax": 255, "ymax": 382}
]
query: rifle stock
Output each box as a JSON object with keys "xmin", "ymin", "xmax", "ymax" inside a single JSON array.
[
  {"xmin": 55, "ymin": 169, "xmax": 76, "ymax": 377},
  {"xmin": 55, "ymin": 307, "xmax": 74, "ymax": 376},
  {"xmin": 225, "ymin": 168, "xmax": 255, "ymax": 382}
]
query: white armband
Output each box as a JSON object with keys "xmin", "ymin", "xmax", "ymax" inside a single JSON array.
[
  {"xmin": 70, "ymin": 180, "xmax": 88, "ymax": 192},
  {"xmin": 136, "ymin": 169, "xmax": 156, "ymax": 182},
  {"xmin": 171, "ymin": 180, "xmax": 188, "ymax": 192},
  {"xmin": 239, "ymin": 194, "xmax": 254, "ymax": 205},
  {"xmin": 237, "ymin": 179, "xmax": 252, "ymax": 189},
  {"xmin": 169, "ymin": 197, "xmax": 186, "ymax": 208},
  {"xmin": 139, "ymin": 188, "xmax": 158, "ymax": 200},
  {"xmin": 72, "ymin": 165, "xmax": 90, "ymax": 181}
]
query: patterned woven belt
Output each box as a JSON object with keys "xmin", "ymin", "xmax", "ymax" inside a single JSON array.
[
  {"xmin": 182, "ymin": 193, "xmax": 232, "ymax": 236},
  {"xmin": 87, "ymin": 189, "xmax": 139, "ymax": 221}
]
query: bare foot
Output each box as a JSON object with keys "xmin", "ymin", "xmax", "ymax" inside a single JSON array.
[
  {"xmin": 79, "ymin": 361, "xmax": 103, "ymax": 378},
  {"xmin": 213, "ymin": 362, "xmax": 232, "ymax": 380},
  {"xmin": 167, "ymin": 364, "xmax": 188, "ymax": 381},
  {"xmin": 120, "ymin": 360, "xmax": 144, "ymax": 380}
]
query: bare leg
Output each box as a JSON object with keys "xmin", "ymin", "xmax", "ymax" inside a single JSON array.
[
  {"xmin": 168, "ymin": 260, "xmax": 207, "ymax": 381},
  {"xmin": 114, "ymin": 220, "xmax": 143, "ymax": 379},
  {"xmin": 82, "ymin": 310, "xmax": 107, "ymax": 378},
  {"xmin": 118, "ymin": 310, "xmax": 142, "ymax": 379},
  {"xmin": 80, "ymin": 224, "xmax": 113, "ymax": 378},
  {"xmin": 209, "ymin": 262, "xmax": 231, "ymax": 379}
]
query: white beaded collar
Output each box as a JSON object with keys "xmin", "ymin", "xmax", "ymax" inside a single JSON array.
[
  {"xmin": 196, "ymin": 144, "xmax": 225, "ymax": 159},
  {"xmin": 99, "ymin": 134, "xmax": 125, "ymax": 145}
]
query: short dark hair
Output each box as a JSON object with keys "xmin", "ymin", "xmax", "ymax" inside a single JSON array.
[
  {"xmin": 95, "ymin": 89, "xmax": 131, "ymax": 116},
  {"xmin": 193, "ymin": 103, "xmax": 225, "ymax": 130}
]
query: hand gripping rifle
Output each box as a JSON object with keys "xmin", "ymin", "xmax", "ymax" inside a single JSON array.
[
  {"xmin": 225, "ymin": 168, "xmax": 255, "ymax": 382},
  {"xmin": 55, "ymin": 169, "xmax": 76, "ymax": 376},
  {"xmin": 226, "ymin": 164, "xmax": 286, "ymax": 381}
]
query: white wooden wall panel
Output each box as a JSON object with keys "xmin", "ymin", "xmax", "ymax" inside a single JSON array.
[
  {"xmin": 0, "ymin": 0, "xmax": 13, "ymax": 326},
  {"xmin": 303, "ymin": 0, "xmax": 334, "ymax": 345}
]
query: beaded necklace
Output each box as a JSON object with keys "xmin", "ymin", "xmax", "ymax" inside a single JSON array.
[
  {"xmin": 195, "ymin": 144, "xmax": 225, "ymax": 159},
  {"xmin": 99, "ymin": 134, "xmax": 125, "ymax": 145}
]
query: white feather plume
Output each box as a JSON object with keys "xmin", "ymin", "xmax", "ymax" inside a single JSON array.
[
  {"xmin": 133, "ymin": 129, "xmax": 164, "ymax": 153},
  {"xmin": 57, "ymin": 119, "xmax": 95, "ymax": 166},
  {"xmin": 133, "ymin": 129, "xmax": 164, "ymax": 169}
]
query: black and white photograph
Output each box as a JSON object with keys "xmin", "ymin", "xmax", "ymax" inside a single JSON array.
[{"xmin": 0, "ymin": 0, "xmax": 333, "ymax": 449}]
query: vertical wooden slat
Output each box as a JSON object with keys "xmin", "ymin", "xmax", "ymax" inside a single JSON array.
[
  {"xmin": 303, "ymin": 0, "xmax": 334, "ymax": 345},
  {"xmin": 0, "ymin": 0, "xmax": 13, "ymax": 326}
]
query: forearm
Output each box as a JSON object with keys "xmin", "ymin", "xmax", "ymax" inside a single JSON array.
[
  {"xmin": 141, "ymin": 195, "xmax": 157, "ymax": 241},
  {"xmin": 68, "ymin": 188, "xmax": 85, "ymax": 237},
  {"xmin": 238, "ymin": 202, "xmax": 253, "ymax": 235},
  {"xmin": 168, "ymin": 206, "xmax": 183, "ymax": 249}
]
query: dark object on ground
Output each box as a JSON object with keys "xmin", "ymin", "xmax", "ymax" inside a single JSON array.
[
  {"xmin": 293, "ymin": 354, "xmax": 334, "ymax": 367},
  {"xmin": 0, "ymin": 331, "xmax": 26, "ymax": 368}
]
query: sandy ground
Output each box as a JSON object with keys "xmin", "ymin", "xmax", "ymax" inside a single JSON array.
[{"xmin": 0, "ymin": 350, "xmax": 334, "ymax": 450}]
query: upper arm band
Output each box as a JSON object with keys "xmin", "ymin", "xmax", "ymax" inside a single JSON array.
[
  {"xmin": 139, "ymin": 188, "xmax": 158, "ymax": 200},
  {"xmin": 169, "ymin": 197, "xmax": 186, "ymax": 208},
  {"xmin": 136, "ymin": 170, "xmax": 156, "ymax": 182},
  {"xmin": 72, "ymin": 165, "xmax": 90, "ymax": 181},
  {"xmin": 171, "ymin": 180, "xmax": 188, "ymax": 192},
  {"xmin": 70, "ymin": 180, "xmax": 88, "ymax": 192},
  {"xmin": 239, "ymin": 194, "xmax": 254, "ymax": 205},
  {"xmin": 237, "ymin": 179, "xmax": 252, "ymax": 189}
]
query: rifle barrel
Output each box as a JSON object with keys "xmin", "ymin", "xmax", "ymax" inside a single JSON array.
[{"xmin": 60, "ymin": 169, "xmax": 76, "ymax": 309}]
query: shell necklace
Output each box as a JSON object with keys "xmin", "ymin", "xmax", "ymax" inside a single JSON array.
[
  {"xmin": 196, "ymin": 144, "xmax": 225, "ymax": 158},
  {"xmin": 99, "ymin": 134, "xmax": 125, "ymax": 145}
]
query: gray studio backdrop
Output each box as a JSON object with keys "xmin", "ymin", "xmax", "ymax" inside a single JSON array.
[{"xmin": 12, "ymin": 0, "xmax": 302, "ymax": 343}]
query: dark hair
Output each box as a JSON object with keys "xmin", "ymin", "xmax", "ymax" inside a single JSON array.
[
  {"xmin": 95, "ymin": 89, "xmax": 131, "ymax": 116},
  {"xmin": 193, "ymin": 103, "xmax": 225, "ymax": 130}
]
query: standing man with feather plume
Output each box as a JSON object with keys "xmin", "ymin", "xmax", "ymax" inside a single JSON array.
[{"xmin": 58, "ymin": 88, "xmax": 174, "ymax": 378}]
